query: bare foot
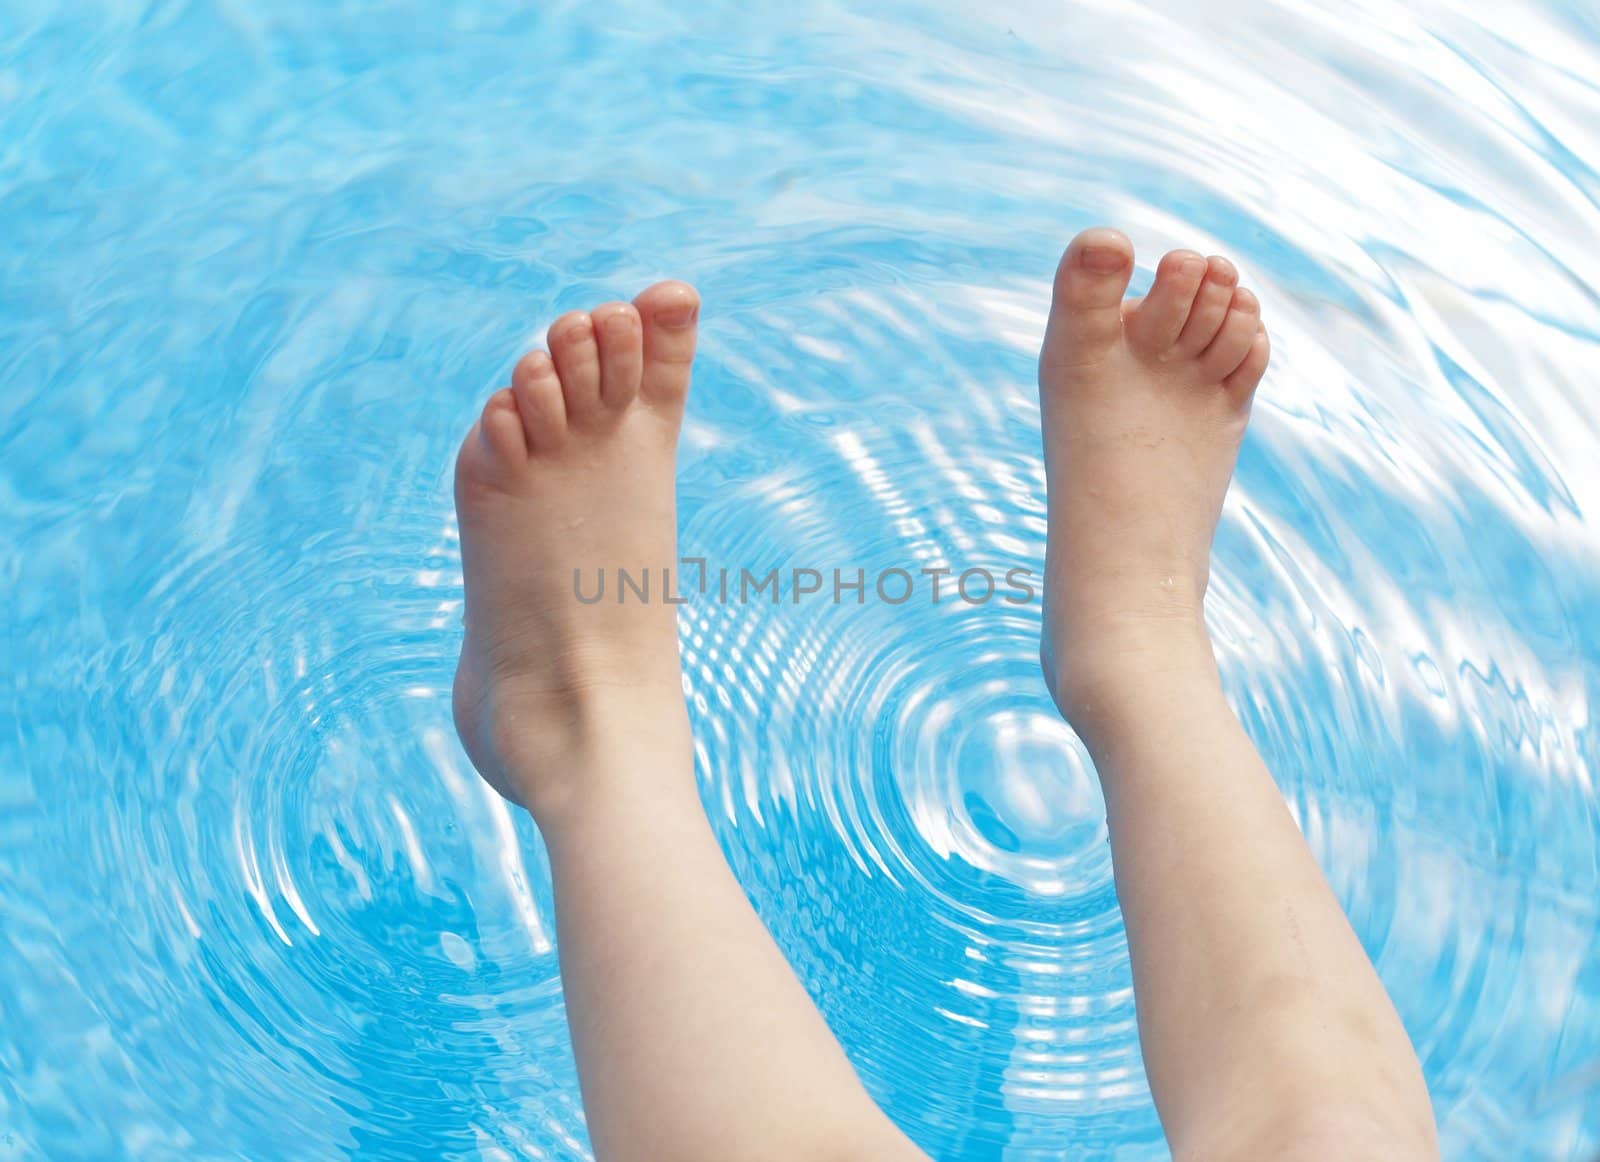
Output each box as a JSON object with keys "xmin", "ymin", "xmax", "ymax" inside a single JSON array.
[
  {"xmin": 1037, "ymin": 228, "xmax": 1270, "ymax": 730},
  {"xmin": 452, "ymin": 281, "xmax": 700, "ymax": 819}
]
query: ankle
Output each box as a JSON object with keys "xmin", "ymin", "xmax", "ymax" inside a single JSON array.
[
  {"xmin": 1044, "ymin": 615, "xmax": 1219, "ymax": 741},
  {"xmin": 456, "ymin": 660, "xmax": 692, "ymax": 822},
  {"xmin": 543, "ymin": 687, "xmax": 690, "ymax": 794}
]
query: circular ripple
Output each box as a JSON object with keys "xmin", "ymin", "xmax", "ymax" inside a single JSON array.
[{"xmin": 679, "ymin": 417, "xmax": 1153, "ymax": 1140}]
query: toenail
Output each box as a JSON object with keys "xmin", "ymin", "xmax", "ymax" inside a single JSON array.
[
  {"xmin": 1079, "ymin": 244, "xmax": 1129, "ymax": 274},
  {"xmin": 1180, "ymin": 256, "xmax": 1207, "ymax": 279},
  {"xmin": 653, "ymin": 303, "xmax": 698, "ymax": 328}
]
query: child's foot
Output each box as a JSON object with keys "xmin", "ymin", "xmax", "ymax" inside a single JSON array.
[
  {"xmin": 1036, "ymin": 228, "xmax": 1270, "ymax": 728},
  {"xmin": 452, "ymin": 282, "xmax": 700, "ymax": 819}
]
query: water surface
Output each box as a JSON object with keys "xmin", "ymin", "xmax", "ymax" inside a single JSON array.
[{"xmin": 3, "ymin": 1, "xmax": 1599, "ymax": 1158}]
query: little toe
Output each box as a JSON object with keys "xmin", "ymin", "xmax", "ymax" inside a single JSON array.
[
  {"xmin": 591, "ymin": 301, "xmax": 644, "ymax": 409},
  {"xmin": 1224, "ymin": 325, "xmax": 1271, "ymax": 396},
  {"xmin": 1041, "ymin": 227, "xmax": 1137, "ymax": 371},
  {"xmin": 1126, "ymin": 249, "xmax": 1207, "ymax": 357},
  {"xmin": 456, "ymin": 388, "xmax": 529, "ymax": 493},
  {"xmin": 479, "ymin": 389, "xmax": 528, "ymax": 463},
  {"xmin": 634, "ymin": 280, "xmax": 700, "ymax": 406},
  {"xmin": 510, "ymin": 349, "xmax": 568, "ymax": 453},
  {"xmin": 1197, "ymin": 288, "xmax": 1262, "ymax": 383},
  {"xmin": 548, "ymin": 311, "xmax": 604, "ymax": 425},
  {"xmin": 1174, "ymin": 256, "xmax": 1239, "ymax": 357}
]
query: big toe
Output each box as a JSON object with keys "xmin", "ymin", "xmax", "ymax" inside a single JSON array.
[
  {"xmin": 1041, "ymin": 228, "xmax": 1135, "ymax": 372},
  {"xmin": 634, "ymin": 280, "xmax": 700, "ymax": 407}
]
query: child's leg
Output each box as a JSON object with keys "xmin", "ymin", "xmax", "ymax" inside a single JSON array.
[
  {"xmin": 1036, "ymin": 230, "xmax": 1437, "ymax": 1161},
  {"xmin": 451, "ymin": 283, "xmax": 923, "ymax": 1162}
]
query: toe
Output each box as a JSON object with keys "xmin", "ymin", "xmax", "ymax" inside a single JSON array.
[
  {"xmin": 1126, "ymin": 249, "xmax": 1207, "ymax": 357},
  {"xmin": 1041, "ymin": 227, "xmax": 1136, "ymax": 370},
  {"xmin": 1174, "ymin": 256, "xmax": 1238, "ymax": 357},
  {"xmin": 634, "ymin": 280, "xmax": 700, "ymax": 406},
  {"xmin": 1224, "ymin": 324, "xmax": 1271, "ymax": 396},
  {"xmin": 548, "ymin": 311, "xmax": 604, "ymax": 425},
  {"xmin": 510, "ymin": 349, "xmax": 568, "ymax": 452},
  {"xmin": 1197, "ymin": 288, "xmax": 1262, "ymax": 383},
  {"xmin": 591, "ymin": 301, "xmax": 644, "ymax": 409},
  {"xmin": 457, "ymin": 389, "xmax": 528, "ymax": 492},
  {"xmin": 481, "ymin": 389, "xmax": 528, "ymax": 461}
]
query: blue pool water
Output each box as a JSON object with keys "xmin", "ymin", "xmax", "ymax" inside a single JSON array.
[{"xmin": 4, "ymin": 1, "xmax": 1599, "ymax": 1158}]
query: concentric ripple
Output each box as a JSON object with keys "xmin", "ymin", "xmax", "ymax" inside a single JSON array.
[{"xmin": 3, "ymin": 0, "xmax": 1599, "ymax": 1158}]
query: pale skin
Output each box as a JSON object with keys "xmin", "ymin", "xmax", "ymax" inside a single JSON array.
[{"xmin": 451, "ymin": 229, "xmax": 1439, "ymax": 1161}]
